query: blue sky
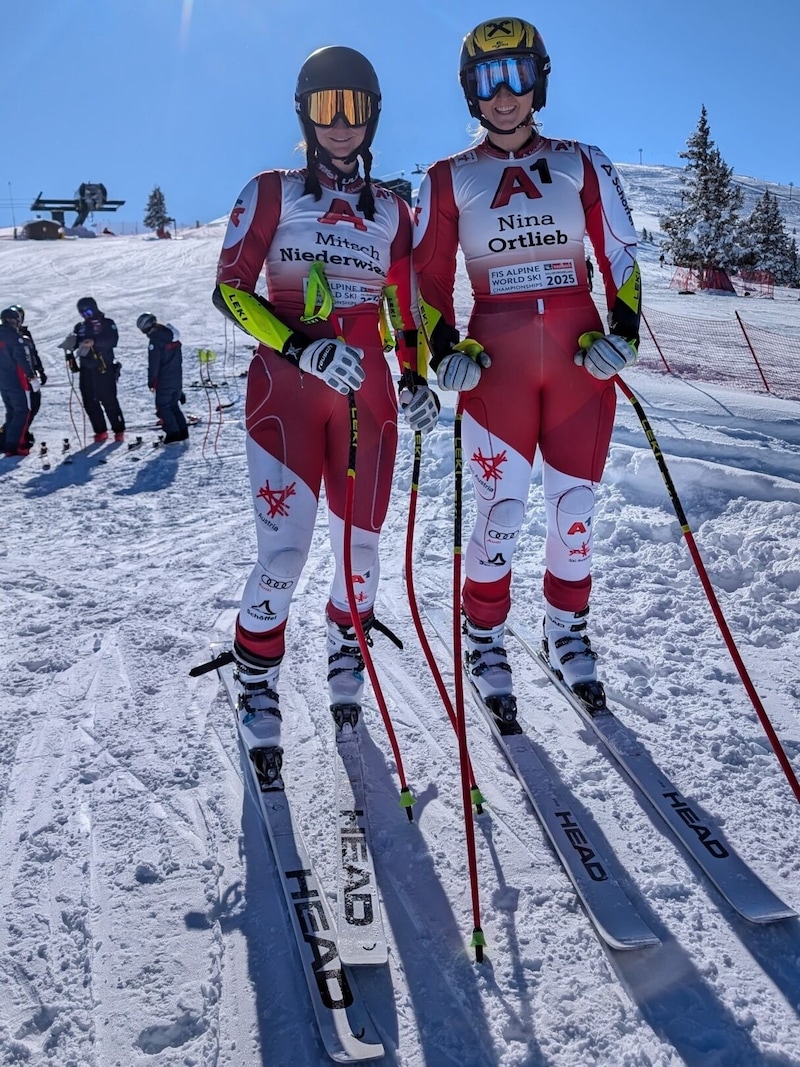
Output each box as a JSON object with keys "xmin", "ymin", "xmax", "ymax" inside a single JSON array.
[{"xmin": 3, "ymin": 0, "xmax": 799, "ymax": 229}]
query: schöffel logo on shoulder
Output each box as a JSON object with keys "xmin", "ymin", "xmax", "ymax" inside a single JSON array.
[{"xmin": 601, "ymin": 163, "xmax": 633, "ymax": 225}]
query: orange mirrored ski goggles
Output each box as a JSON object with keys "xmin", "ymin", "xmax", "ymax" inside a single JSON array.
[{"xmin": 304, "ymin": 89, "xmax": 375, "ymax": 128}]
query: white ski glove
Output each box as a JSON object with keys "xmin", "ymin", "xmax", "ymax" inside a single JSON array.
[
  {"xmin": 298, "ymin": 338, "xmax": 365, "ymax": 394},
  {"xmin": 398, "ymin": 375, "xmax": 440, "ymax": 434},
  {"xmin": 434, "ymin": 339, "xmax": 491, "ymax": 392},
  {"xmin": 574, "ymin": 331, "xmax": 638, "ymax": 381}
]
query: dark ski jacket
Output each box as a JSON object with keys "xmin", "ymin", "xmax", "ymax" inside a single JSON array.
[
  {"xmin": 0, "ymin": 323, "xmax": 34, "ymax": 392},
  {"xmin": 71, "ymin": 312, "xmax": 120, "ymax": 373},
  {"xmin": 147, "ymin": 324, "xmax": 183, "ymax": 393},
  {"xmin": 19, "ymin": 326, "xmax": 47, "ymax": 383}
]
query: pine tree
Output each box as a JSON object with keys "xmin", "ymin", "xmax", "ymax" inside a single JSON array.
[
  {"xmin": 788, "ymin": 238, "xmax": 799, "ymax": 288},
  {"xmin": 660, "ymin": 106, "xmax": 745, "ymax": 275},
  {"xmin": 741, "ymin": 190, "xmax": 795, "ymax": 283},
  {"xmin": 144, "ymin": 186, "xmax": 170, "ymax": 232}
]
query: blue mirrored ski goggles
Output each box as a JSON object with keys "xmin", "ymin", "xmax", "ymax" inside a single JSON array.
[{"xmin": 471, "ymin": 55, "xmax": 538, "ymax": 100}]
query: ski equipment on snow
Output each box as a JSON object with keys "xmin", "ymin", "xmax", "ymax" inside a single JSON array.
[
  {"xmin": 216, "ymin": 658, "xmax": 385, "ymax": 1061},
  {"xmin": 332, "ymin": 703, "xmax": 389, "ymax": 966},
  {"xmin": 616, "ymin": 376, "xmax": 800, "ymax": 805},
  {"xmin": 425, "ymin": 606, "xmax": 659, "ymax": 950},
  {"xmin": 508, "ymin": 617, "xmax": 797, "ymax": 924}
]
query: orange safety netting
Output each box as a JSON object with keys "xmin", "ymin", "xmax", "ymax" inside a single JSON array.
[{"xmin": 636, "ymin": 306, "xmax": 799, "ymax": 400}]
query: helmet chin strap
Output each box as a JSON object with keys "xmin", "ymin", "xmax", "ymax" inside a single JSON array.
[
  {"xmin": 320, "ymin": 146, "xmax": 360, "ymax": 169},
  {"xmin": 479, "ymin": 109, "xmax": 534, "ymax": 138},
  {"xmin": 303, "ymin": 121, "xmax": 362, "ymax": 171},
  {"xmin": 315, "ymin": 146, "xmax": 360, "ymax": 174}
]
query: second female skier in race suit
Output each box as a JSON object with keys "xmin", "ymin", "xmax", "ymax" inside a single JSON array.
[
  {"xmin": 214, "ymin": 45, "xmax": 438, "ymax": 783},
  {"xmin": 413, "ymin": 17, "xmax": 641, "ymax": 722}
]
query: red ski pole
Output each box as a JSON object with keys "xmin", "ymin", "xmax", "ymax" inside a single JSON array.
[
  {"xmin": 617, "ymin": 376, "xmax": 800, "ymax": 804},
  {"xmin": 343, "ymin": 390, "xmax": 416, "ymax": 819},
  {"xmin": 403, "ymin": 419, "xmax": 485, "ymax": 812}
]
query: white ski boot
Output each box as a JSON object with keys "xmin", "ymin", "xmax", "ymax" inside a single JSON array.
[
  {"xmin": 326, "ymin": 615, "xmax": 366, "ymax": 711},
  {"xmin": 234, "ymin": 656, "xmax": 283, "ymax": 788},
  {"xmin": 542, "ymin": 603, "xmax": 605, "ymax": 710},
  {"xmin": 463, "ymin": 615, "xmax": 520, "ymax": 734}
]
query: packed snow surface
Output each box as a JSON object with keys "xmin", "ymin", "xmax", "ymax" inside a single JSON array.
[{"xmin": 1, "ymin": 170, "xmax": 799, "ymax": 1066}]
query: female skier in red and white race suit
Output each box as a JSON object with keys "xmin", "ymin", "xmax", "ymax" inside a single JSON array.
[
  {"xmin": 214, "ymin": 46, "xmax": 438, "ymax": 777},
  {"xmin": 413, "ymin": 17, "xmax": 641, "ymax": 719}
]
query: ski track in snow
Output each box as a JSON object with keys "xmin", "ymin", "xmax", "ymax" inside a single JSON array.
[{"xmin": 1, "ymin": 203, "xmax": 799, "ymax": 1066}]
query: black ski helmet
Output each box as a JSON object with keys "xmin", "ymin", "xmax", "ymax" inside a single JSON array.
[
  {"xmin": 459, "ymin": 17, "xmax": 550, "ymax": 124},
  {"xmin": 137, "ymin": 312, "xmax": 157, "ymax": 333},
  {"xmin": 77, "ymin": 296, "xmax": 99, "ymax": 315},
  {"xmin": 295, "ymin": 45, "xmax": 381, "ymax": 148},
  {"xmin": 9, "ymin": 304, "xmax": 24, "ymax": 324},
  {"xmin": 0, "ymin": 307, "xmax": 21, "ymax": 326},
  {"xmin": 295, "ymin": 46, "xmax": 381, "ymax": 220}
]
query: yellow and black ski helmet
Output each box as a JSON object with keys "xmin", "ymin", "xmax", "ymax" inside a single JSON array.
[{"xmin": 459, "ymin": 17, "xmax": 550, "ymax": 118}]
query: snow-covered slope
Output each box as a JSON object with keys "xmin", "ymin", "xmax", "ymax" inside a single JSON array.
[{"xmin": 1, "ymin": 171, "xmax": 799, "ymax": 1067}]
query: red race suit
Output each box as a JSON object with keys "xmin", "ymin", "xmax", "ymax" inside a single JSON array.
[
  {"xmin": 217, "ymin": 163, "xmax": 419, "ymax": 662},
  {"xmin": 413, "ymin": 135, "xmax": 641, "ymax": 624}
]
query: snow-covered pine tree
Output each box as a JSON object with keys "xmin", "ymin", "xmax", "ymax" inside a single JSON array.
[
  {"xmin": 660, "ymin": 106, "xmax": 745, "ymax": 280},
  {"xmin": 788, "ymin": 238, "xmax": 799, "ymax": 288},
  {"xmin": 741, "ymin": 190, "xmax": 796, "ymax": 284},
  {"xmin": 144, "ymin": 186, "xmax": 170, "ymax": 232}
]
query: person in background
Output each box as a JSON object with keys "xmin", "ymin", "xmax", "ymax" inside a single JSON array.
[
  {"xmin": 212, "ymin": 44, "xmax": 437, "ymax": 787},
  {"xmin": 136, "ymin": 314, "xmax": 188, "ymax": 443},
  {"xmin": 585, "ymin": 256, "xmax": 594, "ymax": 292},
  {"xmin": 413, "ymin": 16, "xmax": 641, "ymax": 727},
  {"xmin": 9, "ymin": 306, "xmax": 47, "ymax": 445},
  {"xmin": 0, "ymin": 307, "xmax": 35, "ymax": 457},
  {"xmin": 65, "ymin": 297, "xmax": 125, "ymax": 443}
]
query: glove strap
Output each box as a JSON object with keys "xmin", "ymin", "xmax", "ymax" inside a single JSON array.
[
  {"xmin": 453, "ymin": 338, "xmax": 485, "ymax": 361},
  {"xmin": 398, "ymin": 369, "xmax": 427, "ymax": 393},
  {"xmin": 577, "ymin": 331, "xmax": 604, "ymax": 352}
]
